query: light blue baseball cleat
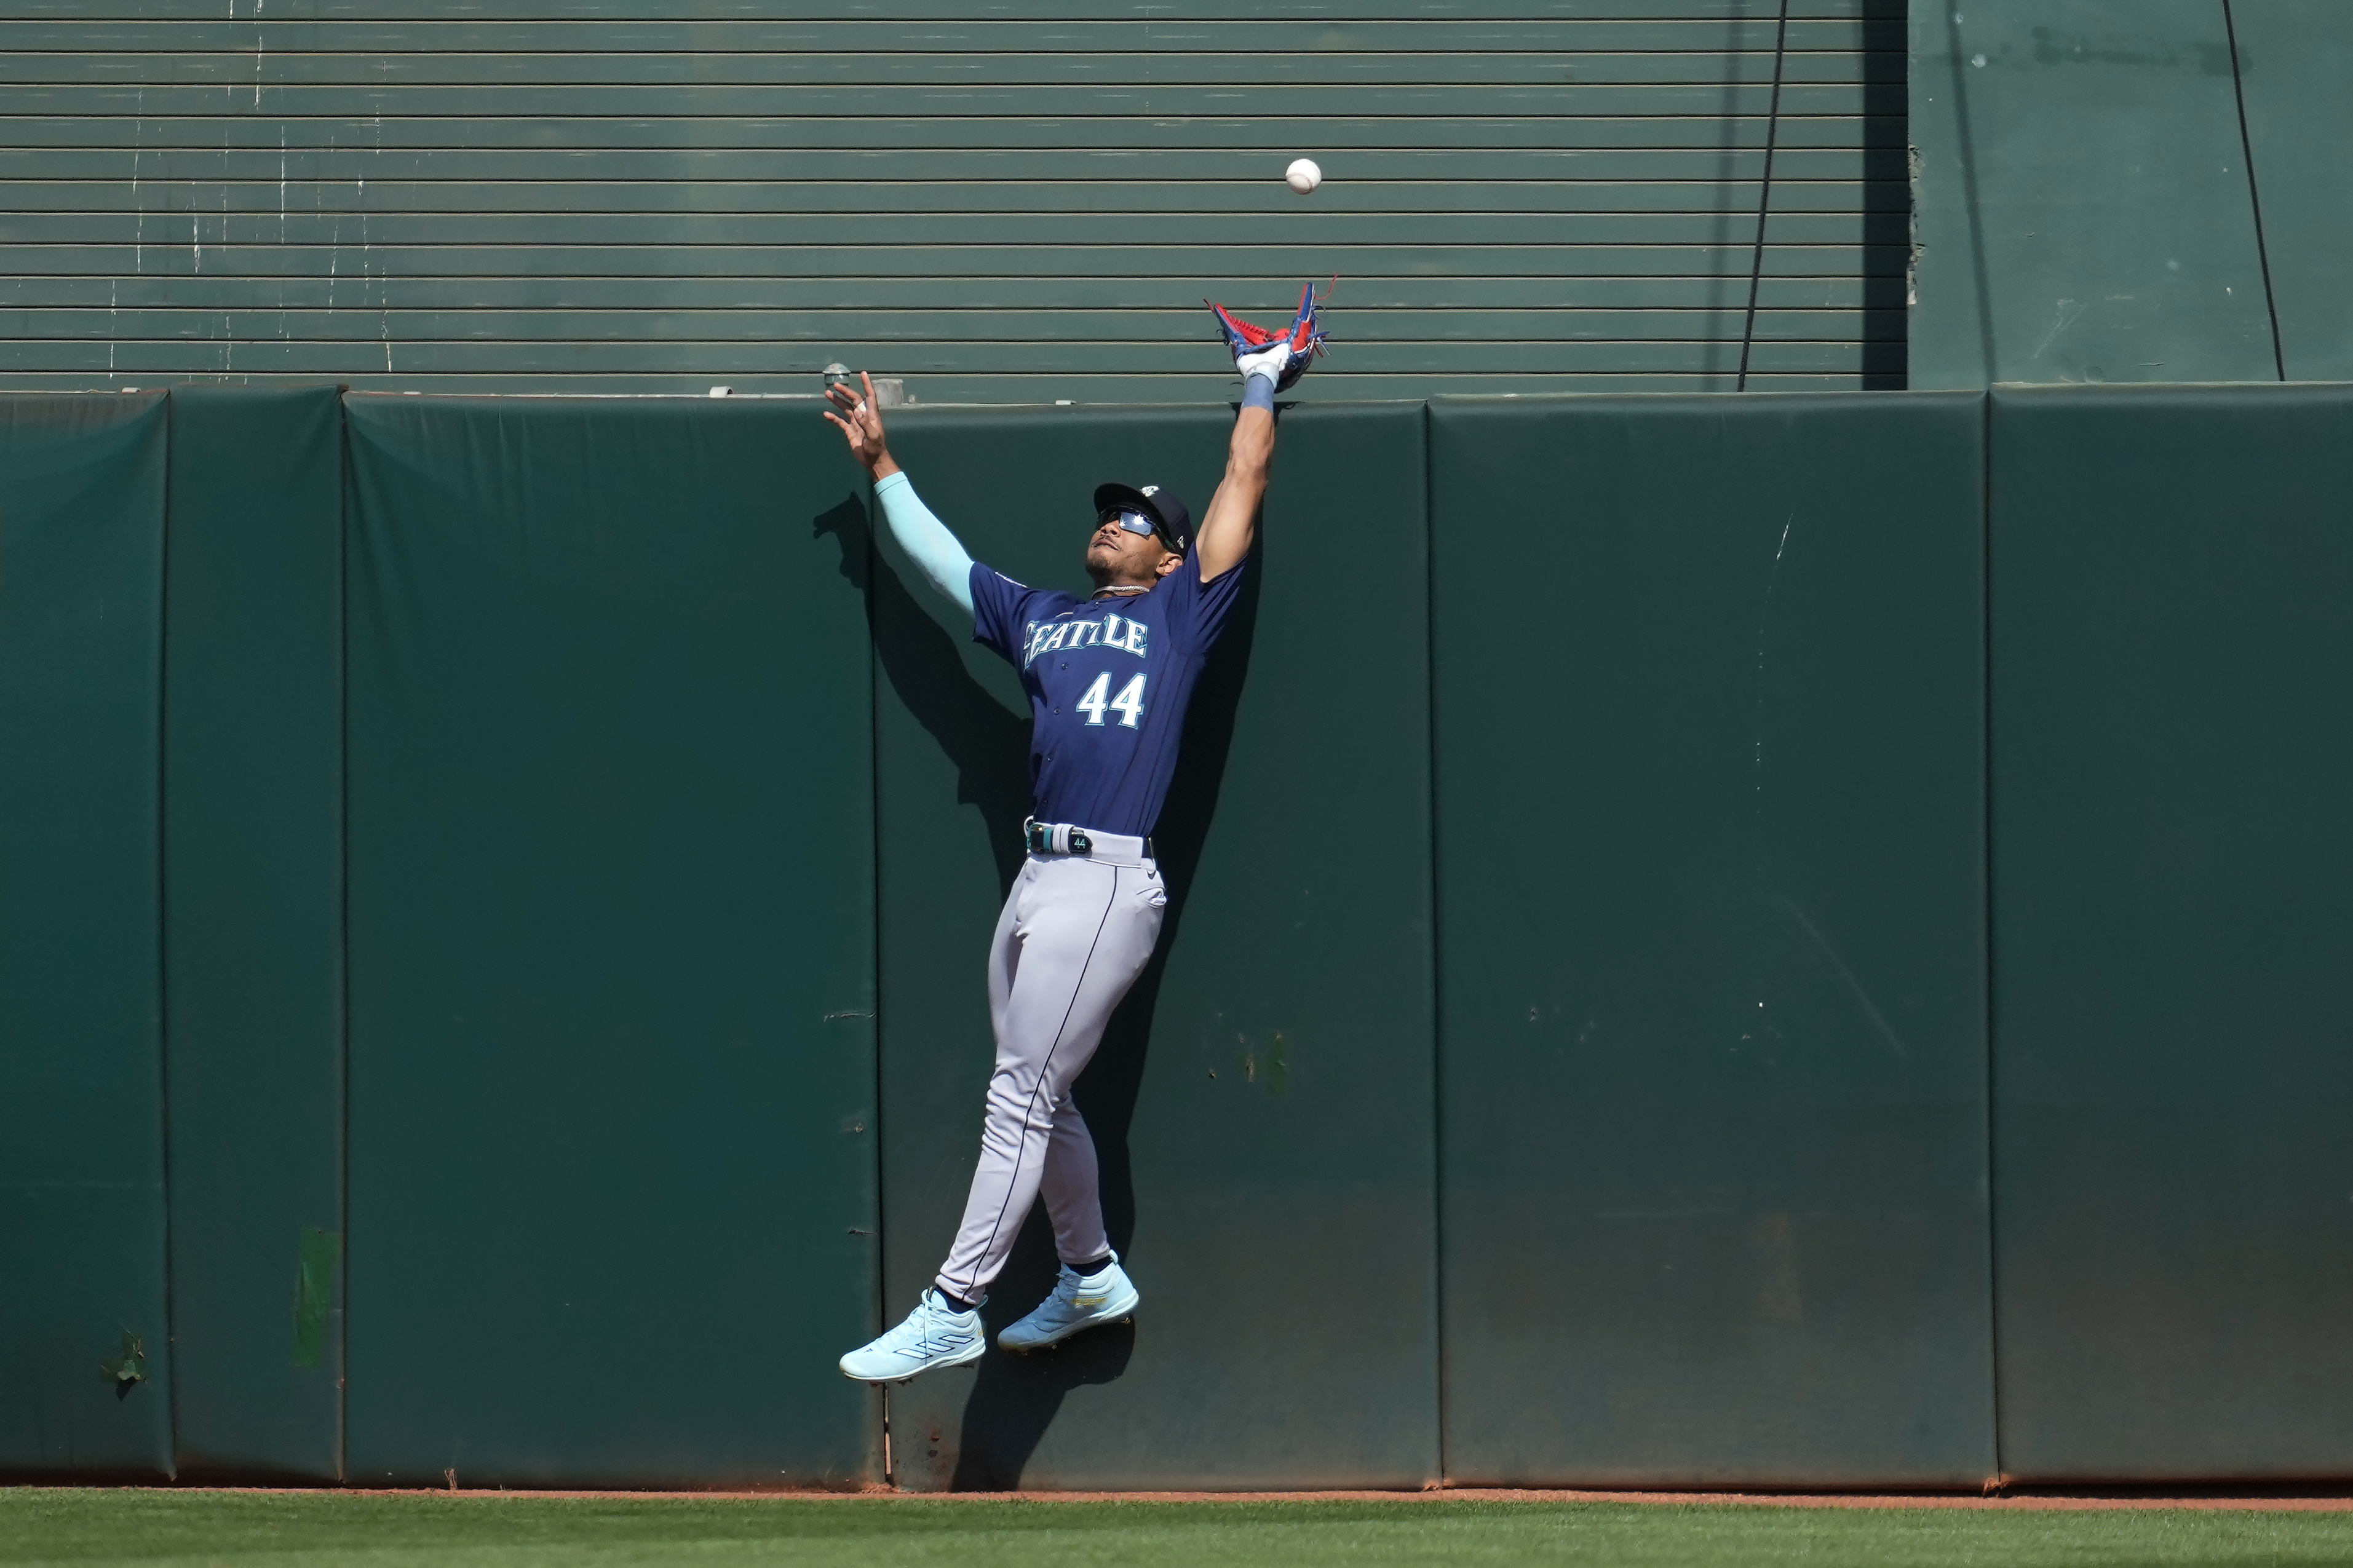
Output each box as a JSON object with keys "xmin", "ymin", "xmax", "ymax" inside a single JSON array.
[
  {"xmin": 838, "ymin": 1288, "xmax": 986, "ymax": 1384},
  {"xmin": 997, "ymin": 1256, "xmax": 1140, "ymax": 1352}
]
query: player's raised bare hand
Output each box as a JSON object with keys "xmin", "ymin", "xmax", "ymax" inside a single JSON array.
[{"xmin": 822, "ymin": 370, "xmax": 900, "ymax": 480}]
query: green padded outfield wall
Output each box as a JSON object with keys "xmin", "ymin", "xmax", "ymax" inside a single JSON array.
[
  {"xmin": 1908, "ymin": 1, "xmax": 2280, "ymax": 389},
  {"xmin": 858, "ymin": 404, "xmax": 1437, "ymax": 1488},
  {"xmin": 1989, "ymin": 385, "xmax": 2353, "ymax": 1479},
  {"xmin": 161, "ymin": 386, "xmax": 346, "ymax": 1480},
  {"xmin": 1430, "ymin": 393, "xmax": 1993, "ymax": 1486},
  {"xmin": 2231, "ymin": 2, "xmax": 2353, "ymax": 381},
  {"xmin": 0, "ymin": 393, "xmax": 172, "ymax": 1476},
  {"xmin": 0, "ymin": 0, "xmax": 1901, "ymax": 398},
  {"xmin": 341, "ymin": 397, "xmax": 879, "ymax": 1486}
]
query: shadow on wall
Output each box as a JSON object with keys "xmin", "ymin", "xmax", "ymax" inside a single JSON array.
[
  {"xmin": 812, "ymin": 494, "xmax": 1032, "ymax": 887},
  {"xmin": 810, "ymin": 491, "xmax": 1263, "ymax": 1488}
]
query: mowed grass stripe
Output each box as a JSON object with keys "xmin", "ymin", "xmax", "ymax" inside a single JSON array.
[{"xmin": 5, "ymin": 1491, "xmax": 2353, "ymax": 1568}]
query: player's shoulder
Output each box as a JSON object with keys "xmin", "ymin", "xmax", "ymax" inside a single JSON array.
[
  {"xmin": 1154, "ymin": 548, "xmax": 1232, "ymax": 601},
  {"xmin": 1007, "ymin": 577, "xmax": 1085, "ymax": 617},
  {"xmin": 974, "ymin": 564, "xmax": 1052, "ymax": 611}
]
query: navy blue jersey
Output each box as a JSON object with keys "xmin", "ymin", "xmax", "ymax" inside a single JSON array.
[{"xmin": 970, "ymin": 553, "xmax": 1247, "ymax": 838}]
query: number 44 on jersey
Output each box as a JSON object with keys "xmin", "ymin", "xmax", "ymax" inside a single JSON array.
[{"xmin": 1074, "ymin": 671, "xmax": 1147, "ymax": 727}]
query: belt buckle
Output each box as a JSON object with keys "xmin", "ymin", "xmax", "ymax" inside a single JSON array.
[
  {"xmin": 1023, "ymin": 822, "xmax": 1095, "ymax": 857},
  {"xmin": 1023, "ymin": 822, "xmax": 1091, "ymax": 857}
]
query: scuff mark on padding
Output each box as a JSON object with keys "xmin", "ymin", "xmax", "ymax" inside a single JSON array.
[{"xmin": 292, "ymin": 1226, "xmax": 343, "ymax": 1369}]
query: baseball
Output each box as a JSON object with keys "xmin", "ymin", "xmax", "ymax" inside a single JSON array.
[{"xmin": 1284, "ymin": 157, "xmax": 1322, "ymax": 195}]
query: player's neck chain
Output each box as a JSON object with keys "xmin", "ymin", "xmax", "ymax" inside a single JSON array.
[{"xmin": 1091, "ymin": 584, "xmax": 1153, "ymax": 598}]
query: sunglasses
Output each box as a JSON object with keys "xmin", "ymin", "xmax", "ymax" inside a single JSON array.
[{"xmin": 1097, "ymin": 507, "xmax": 1183, "ymax": 553}]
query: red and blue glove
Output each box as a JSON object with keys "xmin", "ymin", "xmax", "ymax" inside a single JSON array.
[{"xmin": 1206, "ymin": 282, "xmax": 1328, "ymax": 394}]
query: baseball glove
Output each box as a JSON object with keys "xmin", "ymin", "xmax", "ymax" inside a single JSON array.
[{"xmin": 1205, "ymin": 281, "xmax": 1330, "ymax": 392}]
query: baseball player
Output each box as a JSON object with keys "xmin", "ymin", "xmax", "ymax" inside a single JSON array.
[{"xmin": 830, "ymin": 288, "xmax": 1326, "ymax": 1383}]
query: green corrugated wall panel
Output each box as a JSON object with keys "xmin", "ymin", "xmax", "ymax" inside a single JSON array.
[
  {"xmin": 0, "ymin": 392, "xmax": 173, "ymax": 1477},
  {"xmin": 1430, "ymin": 391, "xmax": 1994, "ymax": 1486},
  {"xmin": 161, "ymin": 386, "xmax": 345, "ymax": 1481},
  {"xmin": 2231, "ymin": 2, "xmax": 2353, "ymax": 381},
  {"xmin": 0, "ymin": 0, "xmax": 1902, "ymax": 397},
  {"xmin": 865, "ymin": 403, "xmax": 1438, "ymax": 1489},
  {"xmin": 341, "ymin": 395, "xmax": 878, "ymax": 1486},
  {"xmin": 0, "ymin": 0, "xmax": 1888, "ymax": 14},
  {"xmin": 1990, "ymin": 384, "xmax": 2353, "ymax": 1479},
  {"xmin": 1907, "ymin": 0, "xmax": 2279, "ymax": 389},
  {"xmin": 0, "ymin": 117, "xmax": 1895, "ymax": 151},
  {"xmin": 0, "ymin": 153, "xmax": 1893, "ymax": 183},
  {"xmin": 0, "ymin": 341, "xmax": 1893, "ymax": 374}
]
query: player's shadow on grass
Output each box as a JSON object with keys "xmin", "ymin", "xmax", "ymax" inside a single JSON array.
[{"xmin": 811, "ymin": 490, "xmax": 1264, "ymax": 1489}]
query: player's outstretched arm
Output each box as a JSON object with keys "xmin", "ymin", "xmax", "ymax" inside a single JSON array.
[
  {"xmin": 824, "ymin": 370, "xmax": 976, "ymax": 614},
  {"xmin": 1197, "ymin": 285, "xmax": 1323, "ymax": 583},
  {"xmin": 1193, "ymin": 399, "xmax": 1274, "ymax": 584}
]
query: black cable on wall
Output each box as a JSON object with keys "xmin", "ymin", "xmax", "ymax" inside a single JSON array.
[
  {"xmin": 2221, "ymin": 0, "xmax": 2287, "ymax": 382},
  {"xmin": 1736, "ymin": 0, "xmax": 1792, "ymax": 392}
]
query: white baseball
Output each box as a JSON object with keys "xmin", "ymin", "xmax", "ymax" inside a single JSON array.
[{"xmin": 1285, "ymin": 157, "xmax": 1322, "ymax": 195}]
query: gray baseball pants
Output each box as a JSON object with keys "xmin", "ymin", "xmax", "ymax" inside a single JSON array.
[{"xmin": 934, "ymin": 826, "xmax": 1165, "ymax": 1304}]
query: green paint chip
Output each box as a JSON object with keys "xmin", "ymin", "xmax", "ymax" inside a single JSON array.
[{"xmin": 291, "ymin": 1226, "xmax": 343, "ymax": 1369}]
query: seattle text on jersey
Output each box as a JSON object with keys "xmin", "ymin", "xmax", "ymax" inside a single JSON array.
[{"xmin": 1020, "ymin": 610, "xmax": 1151, "ymax": 670}]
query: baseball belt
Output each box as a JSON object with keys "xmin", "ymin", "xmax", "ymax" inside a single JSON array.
[{"xmin": 1022, "ymin": 818, "xmax": 1151, "ymax": 866}]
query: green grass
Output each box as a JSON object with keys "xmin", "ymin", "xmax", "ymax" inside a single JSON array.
[{"xmin": 5, "ymin": 1490, "xmax": 2353, "ymax": 1568}]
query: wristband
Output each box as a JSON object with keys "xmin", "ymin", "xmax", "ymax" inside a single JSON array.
[{"xmin": 1241, "ymin": 372, "xmax": 1277, "ymax": 413}]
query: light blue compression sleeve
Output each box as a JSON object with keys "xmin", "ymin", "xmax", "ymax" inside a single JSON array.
[{"xmin": 873, "ymin": 470, "xmax": 976, "ymax": 616}]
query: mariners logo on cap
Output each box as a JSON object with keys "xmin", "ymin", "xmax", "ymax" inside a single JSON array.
[{"xmin": 1141, "ymin": 485, "xmax": 1158, "ymax": 496}]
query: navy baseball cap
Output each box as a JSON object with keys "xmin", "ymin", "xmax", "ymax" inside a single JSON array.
[{"xmin": 1094, "ymin": 481, "xmax": 1191, "ymax": 555}]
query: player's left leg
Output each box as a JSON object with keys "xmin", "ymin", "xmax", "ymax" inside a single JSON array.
[{"xmin": 999, "ymin": 1101, "xmax": 1139, "ymax": 1350}]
